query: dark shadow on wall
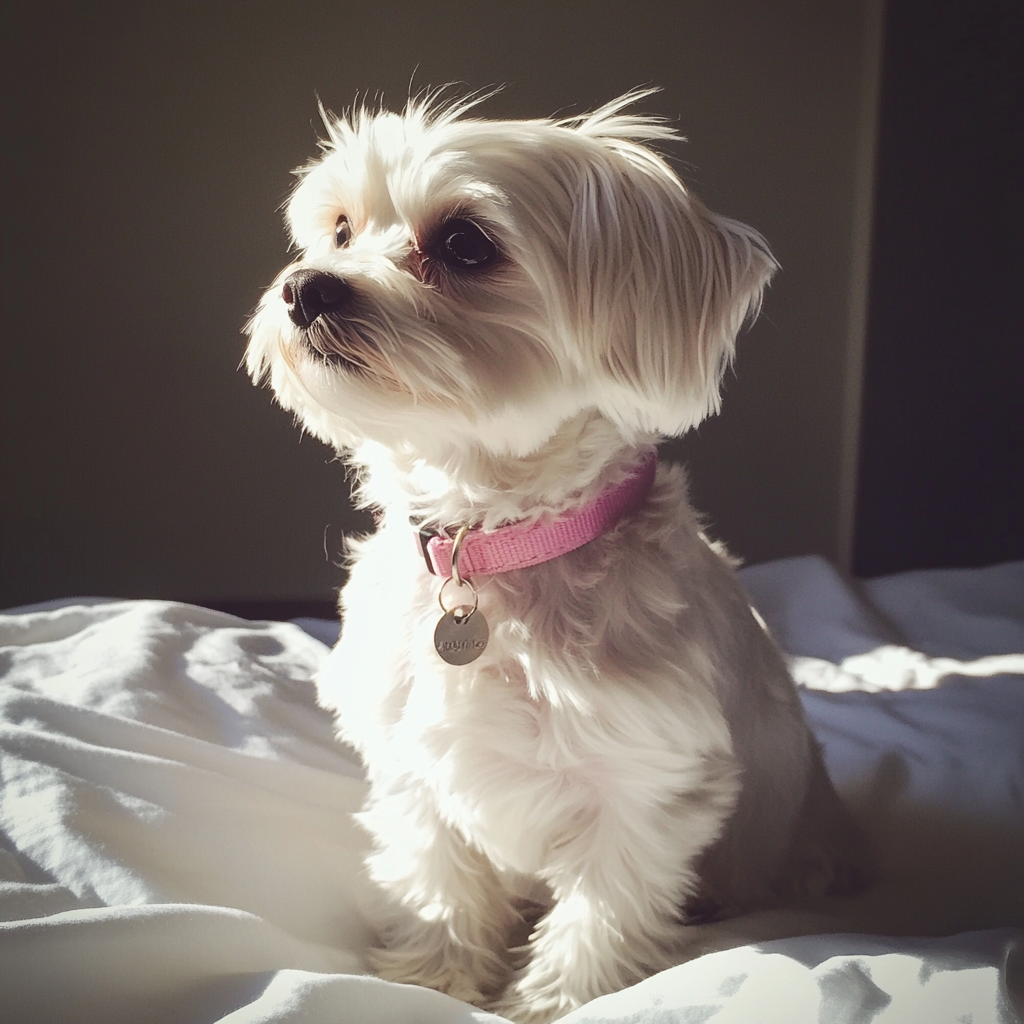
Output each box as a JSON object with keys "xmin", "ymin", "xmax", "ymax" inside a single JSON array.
[{"xmin": 853, "ymin": 0, "xmax": 1024, "ymax": 576}]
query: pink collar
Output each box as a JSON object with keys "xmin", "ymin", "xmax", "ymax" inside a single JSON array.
[{"xmin": 416, "ymin": 448, "xmax": 658, "ymax": 578}]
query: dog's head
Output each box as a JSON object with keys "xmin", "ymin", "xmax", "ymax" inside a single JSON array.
[{"xmin": 246, "ymin": 91, "xmax": 776, "ymax": 460}]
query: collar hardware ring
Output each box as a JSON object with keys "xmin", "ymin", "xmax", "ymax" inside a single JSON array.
[
  {"xmin": 438, "ymin": 525, "xmax": 477, "ymax": 621},
  {"xmin": 450, "ymin": 525, "xmax": 470, "ymax": 588}
]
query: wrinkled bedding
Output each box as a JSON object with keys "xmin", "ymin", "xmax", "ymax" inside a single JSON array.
[{"xmin": 1, "ymin": 556, "xmax": 1022, "ymax": 1023}]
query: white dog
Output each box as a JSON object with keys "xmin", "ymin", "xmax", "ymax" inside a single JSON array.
[{"xmin": 247, "ymin": 91, "xmax": 865, "ymax": 1023}]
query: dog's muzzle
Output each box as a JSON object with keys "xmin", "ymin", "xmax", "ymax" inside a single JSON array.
[{"xmin": 282, "ymin": 270, "xmax": 351, "ymax": 329}]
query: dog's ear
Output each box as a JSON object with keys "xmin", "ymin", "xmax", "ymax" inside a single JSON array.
[{"xmin": 567, "ymin": 136, "xmax": 777, "ymax": 437}]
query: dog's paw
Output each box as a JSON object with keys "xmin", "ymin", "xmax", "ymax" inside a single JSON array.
[
  {"xmin": 487, "ymin": 992, "xmax": 570, "ymax": 1024},
  {"xmin": 487, "ymin": 970, "xmax": 586, "ymax": 1024},
  {"xmin": 370, "ymin": 944, "xmax": 490, "ymax": 1005}
]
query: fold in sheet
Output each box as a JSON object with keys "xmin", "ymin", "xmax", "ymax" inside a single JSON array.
[{"xmin": 2, "ymin": 559, "xmax": 1022, "ymax": 1023}]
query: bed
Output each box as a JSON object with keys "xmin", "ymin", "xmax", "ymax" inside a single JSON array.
[{"xmin": 2, "ymin": 555, "xmax": 1021, "ymax": 1023}]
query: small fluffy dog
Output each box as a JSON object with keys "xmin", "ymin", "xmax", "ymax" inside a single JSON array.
[{"xmin": 247, "ymin": 91, "xmax": 864, "ymax": 1023}]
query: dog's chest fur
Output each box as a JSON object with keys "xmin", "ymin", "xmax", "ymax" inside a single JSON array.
[{"xmin": 316, "ymin": 465, "xmax": 764, "ymax": 881}]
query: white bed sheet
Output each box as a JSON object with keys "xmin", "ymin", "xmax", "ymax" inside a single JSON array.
[{"xmin": 1, "ymin": 557, "xmax": 1021, "ymax": 1023}]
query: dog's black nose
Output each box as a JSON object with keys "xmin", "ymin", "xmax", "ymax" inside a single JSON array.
[{"xmin": 282, "ymin": 270, "xmax": 351, "ymax": 328}]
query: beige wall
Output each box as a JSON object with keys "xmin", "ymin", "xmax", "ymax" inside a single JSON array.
[{"xmin": 3, "ymin": 0, "xmax": 883, "ymax": 606}]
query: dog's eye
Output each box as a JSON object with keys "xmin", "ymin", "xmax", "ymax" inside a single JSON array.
[
  {"xmin": 437, "ymin": 219, "xmax": 497, "ymax": 269},
  {"xmin": 334, "ymin": 215, "xmax": 352, "ymax": 249}
]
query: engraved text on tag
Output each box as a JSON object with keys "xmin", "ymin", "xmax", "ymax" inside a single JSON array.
[{"xmin": 434, "ymin": 607, "xmax": 489, "ymax": 665}]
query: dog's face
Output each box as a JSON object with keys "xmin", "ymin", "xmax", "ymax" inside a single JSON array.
[{"xmin": 247, "ymin": 94, "xmax": 776, "ymax": 460}]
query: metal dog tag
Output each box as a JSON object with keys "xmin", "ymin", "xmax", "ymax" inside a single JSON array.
[{"xmin": 434, "ymin": 606, "xmax": 489, "ymax": 665}]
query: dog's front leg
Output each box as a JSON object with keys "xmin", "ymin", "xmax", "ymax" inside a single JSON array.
[
  {"xmin": 490, "ymin": 794, "xmax": 729, "ymax": 1024},
  {"xmin": 363, "ymin": 786, "xmax": 520, "ymax": 1005}
]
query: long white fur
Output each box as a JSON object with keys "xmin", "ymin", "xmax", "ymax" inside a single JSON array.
[{"xmin": 247, "ymin": 91, "xmax": 863, "ymax": 1024}]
